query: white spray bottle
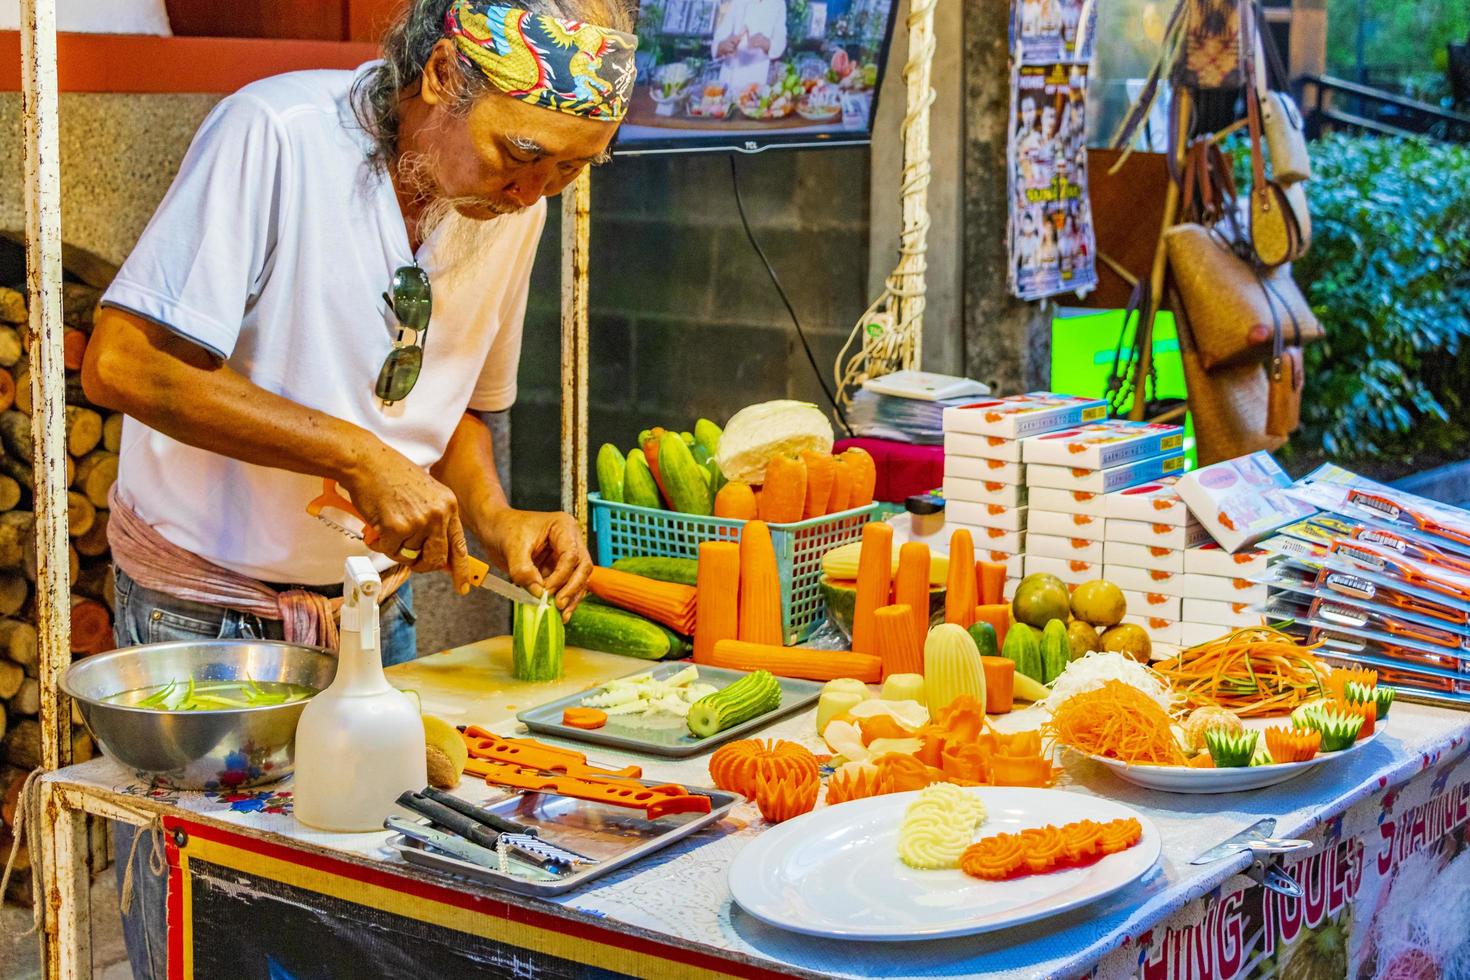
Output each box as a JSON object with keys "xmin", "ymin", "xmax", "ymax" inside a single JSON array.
[{"xmin": 293, "ymin": 557, "xmax": 426, "ymax": 832}]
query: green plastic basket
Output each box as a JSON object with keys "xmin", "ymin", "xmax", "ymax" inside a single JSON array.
[{"xmin": 589, "ymin": 493, "xmax": 876, "ymax": 643}]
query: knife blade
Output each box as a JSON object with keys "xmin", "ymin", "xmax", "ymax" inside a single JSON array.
[
  {"xmin": 308, "ymin": 479, "xmax": 539, "ymax": 605},
  {"xmin": 1191, "ymin": 818, "xmax": 1312, "ymax": 865},
  {"xmin": 385, "ymin": 816, "xmax": 502, "ymax": 869}
]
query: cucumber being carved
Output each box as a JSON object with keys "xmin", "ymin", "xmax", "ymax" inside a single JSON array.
[{"xmin": 686, "ymin": 669, "xmax": 782, "ymax": 738}]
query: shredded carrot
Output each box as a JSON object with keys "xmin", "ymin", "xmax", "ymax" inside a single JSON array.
[
  {"xmin": 1154, "ymin": 626, "xmax": 1329, "ymax": 717},
  {"xmin": 1042, "ymin": 680, "xmax": 1187, "ymax": 765}
]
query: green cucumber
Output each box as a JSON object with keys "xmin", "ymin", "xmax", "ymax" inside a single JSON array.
[
  {"xmin": 595, "ymin": 444, "xmax": 626, "ymax": 503},
  {"xmin": 658, "ymin": 431, "xmax": 713, "ymax": 515},
  {"xmin": 512, "ymin": 599, "xmax": 565, "ymax": 681},
  {"xmin": 1205, "ymin": 728, "xmax": 1258, "ymax": 768},
  {"xmin": 610, "ymin": 556, "xmax": 700, "ymax": 586},
  {"xmin": 1040, "ymin": 619, "xmax": 1069, "ymax": 684},
  {"xmin": 1001, "ymin": 622, "xmax": 1044, "ymax": 684},
  {"xmin": 694, "ymin": 418, "xmax": 723, "ymax": 458},
  {"xmin": 686, "ymin": 669, "xmax": 781, "ymax": 738},
  {"xmin": 623, "ymin": 448, "xmax": 663, "ymax": 509},
  {"xmin": 966, "ymin": 621, "xmax": 999, "ymax": 660},
  {"xmin": 566, "ymin": 603, "xmax": 687, "ymax": 660},
  {"xmin": 1373, "ymin": 686, "xmax": 1395, "ymax": 720}
]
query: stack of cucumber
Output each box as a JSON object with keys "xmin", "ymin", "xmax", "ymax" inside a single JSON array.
[
  {"xmin": 567, "ymin": 557, "xmax": 699, "ymax": 662},
  {"xmin": 597, "ymin": 420, "xmax": 724, "ymax": 515}
]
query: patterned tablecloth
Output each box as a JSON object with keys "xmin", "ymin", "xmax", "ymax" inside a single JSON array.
[{"xmin": 46, "ymin": 643, "xmax": 1470, "ymax": 979}]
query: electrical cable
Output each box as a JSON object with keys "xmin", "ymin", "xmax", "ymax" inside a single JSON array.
[{"xmin": 728, "ymin": 153, "xmax": 853, "ymax": 436}]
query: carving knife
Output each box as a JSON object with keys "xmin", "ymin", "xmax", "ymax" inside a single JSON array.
[{"xmin": 1190, "ymin": 818, "xmax": 1312, "ymax": 865}]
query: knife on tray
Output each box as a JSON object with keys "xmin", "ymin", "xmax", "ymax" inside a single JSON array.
[
  {"xmin": 392, "ymin": 789, "xmax": 597, "ymax": 874},
  {"xmin": 308, "ymin": 479, "xmax": 539, "ymax": 605}
]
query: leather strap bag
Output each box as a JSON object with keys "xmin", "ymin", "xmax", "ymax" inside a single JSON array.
[
  {"xmin": 1177, "ymin": 296, "xmax": 1287, "ymax": 465},
  {"xmin": 1164, "ymin": 222, "xmax": 1321, "ymax": 370},
  {"xmin": 1262, "ymin": 90, "xmax": 1311, "ymax": 184},
  {"xmin": 1266, "ymin": 344, "xmax": 1304, "ymax": 438},
  {"xmin": 1241, "ymin": 1, "xmax": 1307, "ymax": 267}
]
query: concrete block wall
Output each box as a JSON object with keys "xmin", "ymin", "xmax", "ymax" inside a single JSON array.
[{"xmin": 510, "ymin": 147, "xmax": 874, "ymax": 510}]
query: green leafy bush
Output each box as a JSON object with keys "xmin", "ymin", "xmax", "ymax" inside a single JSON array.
[{"xmin": 1291, "ymin": 135, "xmax": 1470, "ymax": 461}]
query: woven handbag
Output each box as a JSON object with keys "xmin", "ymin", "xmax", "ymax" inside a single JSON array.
[
  {"xmin": 1165, "ymin": 223, "xmax": 1320, "ymax": 370},
  {"xmin": 1177, "ymin": 301, "xmax": 1287, "ymax": 465}
]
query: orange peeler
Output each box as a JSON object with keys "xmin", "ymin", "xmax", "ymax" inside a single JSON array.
[
  {"xmin": 474, "ymin": 760, "xmax": 712, "ymax": 820},
  {"xmin": 460, "ymin": 727, "xmax": 643, "ymax": 780}
]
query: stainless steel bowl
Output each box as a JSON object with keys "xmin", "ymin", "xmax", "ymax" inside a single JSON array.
[{"xmin": 63, "ymin": 640, "xmax": 336, "ymax": 790}]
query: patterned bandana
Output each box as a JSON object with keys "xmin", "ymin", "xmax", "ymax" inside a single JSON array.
[{"xmin": 444, "ymin": 2, "xmax": 638, "ymax": 122}]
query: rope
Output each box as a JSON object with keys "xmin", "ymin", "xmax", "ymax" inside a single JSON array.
[
  {"xmin": 118, "ymin": 817, "xmax": 167, "ymax": 916},
  {"xmin": 833, "ymin": 0, "xmax": 938, "ymax": 410},
  {"xmin": 0, "ymin": 768, "xmax": 41, "ymax": 933}
]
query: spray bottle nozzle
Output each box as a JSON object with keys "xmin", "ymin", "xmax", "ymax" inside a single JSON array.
[{"xmin": 341, "ymin": 556, "xmax": 382, "ymax": 652}]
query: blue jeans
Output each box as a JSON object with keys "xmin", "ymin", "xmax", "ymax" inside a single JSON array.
[{"xmin": 111, "ymin": 567, "xmax": 419, "ymax": 980}]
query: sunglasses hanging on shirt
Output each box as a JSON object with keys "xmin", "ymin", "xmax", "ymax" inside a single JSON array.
[{"xmin": 376, "ymin": 264, "xmax": 432, "ymax": 404}]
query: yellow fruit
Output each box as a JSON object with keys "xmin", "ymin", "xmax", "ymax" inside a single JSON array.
[
  {"xmin": 1011, "ymin": 573, "xmax": 1071, "ymax": 629},
  {"xmin": 1100, "ymin": 624, "xmax": 1152, "ymax": 664},
  {"xmin": 422, "ymin": 714, "xmax": 468, "ymax": 789},
  {"xmin": 1066, "ymin": 620, "xmax": 1100, "ymax": 659},
  {"xmin": 1071, "ymin": 579, "xmax": 1127, "ymax": 627}
]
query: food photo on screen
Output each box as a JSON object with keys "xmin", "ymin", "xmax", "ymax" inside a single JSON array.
[{"xmin": 616, "ymin": 0, "xmax": 899, "ymax": 152}]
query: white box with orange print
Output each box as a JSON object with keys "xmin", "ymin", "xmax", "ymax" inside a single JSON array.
[
  {"xmin": 1182, "ymin": 598, "xmax": 1264, "ymax": 629},
  {"xmin": 1024, "ymin": 554, "xmax": 1104, "ymax": 587},
  {"xmin": 1184, "ymin": 543, "xmax": 1272, "ymax": 579},
  {"xmin": 1124, "ymin": 615, "xmax": 1183, "ymax": 646},
  {"xmin": 1020, "ymin": 419, "xmax": 1185, "ymax": 469},
  {"xmin": 1102, "ymin": 477, "xmax": 1192, "ymax": 527},
  {"xmin": 1029, "ymin": 508, "xmax": 1107, "ymax": 541},
  {"xmin": 941, "ymin": 393, "xmax": 1108, "ymax": 439},
  {"xmin": 1181, "ymin": 572, "xmax": 1268, "ymax": 604},
  {"xmin": 945, "ymin": 456, "xmax": 1025, "ymax": 485},
  {"xmin": 1121, "ymin": 589, "xmax": 1181, "ymax": 621},
  {"xmin": 955, "ymin": 527, "xmax": 1025, "ymax": 557},
  {"xmin": 944, "ymin": 433, "xmax": 1023, "ymax": 462},
  {"xmin": 1025, "ymin": 533, "xmax": 1105, "ymax": 564},
  {"xmin": 1174, "ymin": 452, "xmax": 1316, "ymax": 552},
  {"xmin": 946, "ymin": 502, "xmax": 1027, "ymax": 532},
  {"xmin": 1106, "ymin": 563, "xmax": 1185, "ymax": 597},
  {"xmin": 1181, "ymin": 621, "xmax": 1231, "ymax": 647},
  {"xmin": 1026, "ymin": 453, "xmax": 1187, "ymax": 494},
  {"xmin": 942, "ymin": 477, "xmax": 1027, "ymax": 508},
  {"xmin": 1104, "ymin": 541, "xmax": 1186, "ymax": 574},
  {"xmin": 1029, "ymin": 486, "xmax": 1108, "ymax": 517},
  {"xmin": 1106, "ymin": 518, "xmax": 1213, "ymax": 551}
]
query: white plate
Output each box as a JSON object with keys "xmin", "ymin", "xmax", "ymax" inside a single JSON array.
[
  {"xmin": 1082, "ymin": 727, "xmax": 1379, "ymax": 794},
  {"xmin": 727, "ymin": 786, "xmax": 1160, "ymax": 941}
]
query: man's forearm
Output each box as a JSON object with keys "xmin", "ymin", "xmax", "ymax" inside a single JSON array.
[
  {"xmin": 84, "ymin": 307, "xmax": 383, "ymax": 486},
  {"xmin": 433, "ymin": 411, "xmax": 509, "ymax": 544}
]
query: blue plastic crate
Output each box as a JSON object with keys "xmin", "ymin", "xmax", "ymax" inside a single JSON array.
[{"xmin": 590, "ymin": 493, "xmax": 876, "ymax": 643}]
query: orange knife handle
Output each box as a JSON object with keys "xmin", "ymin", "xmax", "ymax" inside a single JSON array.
[{"xmin": 465, "ymin": 556, "xmax": 491, "ymax": 588}]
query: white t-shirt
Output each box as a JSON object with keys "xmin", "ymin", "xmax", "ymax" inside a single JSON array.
[{"xmin": 102, "ymin": 66, "xmax": 546, "ymax": 585}]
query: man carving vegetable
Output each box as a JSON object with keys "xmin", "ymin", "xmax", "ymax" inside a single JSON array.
[
  {"xmin": 83, "ymin": 3, "xmax": 636, "ymax": 974},
  {"xmin": 84, "ymin": 0, "xmax": 638, "ymax": 668}
]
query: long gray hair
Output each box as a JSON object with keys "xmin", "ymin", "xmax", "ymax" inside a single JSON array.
[{"xmin": 352, "ymin": 0, "xmax": 637, "ymax": 170}]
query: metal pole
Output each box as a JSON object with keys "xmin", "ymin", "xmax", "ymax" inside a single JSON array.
[{"xmin": 559, "ymin": 169, "xmax": 590, "ymax": 533}]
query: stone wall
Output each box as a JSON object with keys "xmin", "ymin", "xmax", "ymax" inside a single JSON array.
[{"xmin": 509, "ymin": 148, "xmax": 873, "ymax": 510}]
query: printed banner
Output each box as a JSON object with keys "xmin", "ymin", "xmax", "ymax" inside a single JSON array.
[
  {"xmin": 1099, "ymin": 748, "xmax": 1470, "ymax": 979},
  {"xmin": 1013, "ymin": 0, "xmax": 1096, "ymax": 63},
  {"xmin": 1008, "ymin": 62, "xmax": 1098, "ymax": 301}
]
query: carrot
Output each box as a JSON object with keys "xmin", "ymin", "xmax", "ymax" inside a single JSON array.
[
  {"xmin": 874, "ymin": 603, "xmax": 923, "ymax": 677},
  {"xmin": 893, "ymin": 542, "xmax": 931, "ymax": 649},
  {"xmin": 708, "ymin": 739, "xmax": 818, "ymax": 797},
  {"xmin": 694, "ymin": 541, "xmax": 741, "ymax": 663},
  {"xmin": 801, "ymin": 451, "xmax": 837, "ymax": 520},
  {"xmin": 1042, "ymin": 680, "xmax": 1186, "ymax": 765},
  {"xmin": 843, "ymin": 447, "xmax": 877, "ymax": 508},
  {"xmin": 972, "ymin": 603, "xmax": 1011, "ymax": 650},
  {"xmin": 977, "ymin": 561, "xmax": 1007, "ymax": 607},
  {"xmin": 737, "ymin": 520, "xmax": 784, "ymax": 645},
  {"xmin": 714, "ymin": 482, "xmax": 758, "ymax": 520},
  {"xmin": 826, "ymin": 456, "xmax": 855, "ymax": 514},
  {"xmin": 759, "ymin": 454, "xmax": 807, "ymax": 524},
  {"xmin": 562, "ymin": 707, "xmax": 608, "ymax": 729},
  {"xmin": 980, "ymin": 656, "xmax": 1015, "ymax": 714},
  {"xmin": 1154, "ymin": 626, "xmax": 1328, "ymax": 717},
  {"xmin": 945, "ymin": 530, "xmax": 977, "ymax": 627},
  {"xmin": 1265, "ymin": 726, "xmax": 1320, "ymax": 763},
  {"xmin": 587, "ymin": 566, "xmax": 697, "ymax": 634},
  {"xmin": 709, "ymin": 638, "xmax": 882, "ymax": 682},
  {"xmin": 851, "ymin": 521, "xmax": 893, "ymax": 655}
]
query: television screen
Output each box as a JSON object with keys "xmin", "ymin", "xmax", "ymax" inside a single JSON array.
[{"xmin": 615, "ymin": 0, "xmax": 901, "ymax": 154}]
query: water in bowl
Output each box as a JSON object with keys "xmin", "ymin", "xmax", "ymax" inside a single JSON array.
[{"xmin": 105, "ymin": 677, "xmax": 316, "ymax": 711}]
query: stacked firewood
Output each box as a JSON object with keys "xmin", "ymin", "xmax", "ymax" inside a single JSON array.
[{"xmin": 0, "ymin": 278, "xmax": 119, "ymax": 903}]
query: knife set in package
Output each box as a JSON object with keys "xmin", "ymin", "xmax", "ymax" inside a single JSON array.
[{"xmin": 1254, "ymin": 468, "xmax": 1470, "ymax": 706}]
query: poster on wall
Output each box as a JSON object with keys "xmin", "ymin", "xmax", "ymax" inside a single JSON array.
[
  {"xmin": 1012, "ymin": 0, "xmax": 1096, "ymax": 63},
  {"xmin": 1008, "ymin": 62, "xmax": 1098, "ymax": 301}
]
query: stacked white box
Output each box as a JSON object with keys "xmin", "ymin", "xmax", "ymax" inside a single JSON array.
[
  {"xmin": 1173, "ymin": 543, "xmax": 1274, "ymax": 641},
  {"xmin": 1095, "ymin": 477, "xmax": 1203, "ymax": 658},
  {"xmin": 1021, "ymin": 423, "xmax": 1184, "ymax": 637},
  {"xmin": 943, "ymin": 394, "xmax": 1107, "ymax": 594}
]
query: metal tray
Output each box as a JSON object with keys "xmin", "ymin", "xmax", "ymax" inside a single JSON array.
[
  {"xmin": 517, "ymin": 662, "xmax": 822, "ymax": 757},
  {"xmin": 386, "ymin": 782, "xmax": 740, "ymax": 896}
]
